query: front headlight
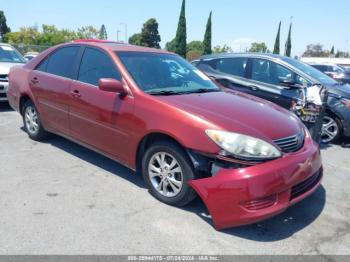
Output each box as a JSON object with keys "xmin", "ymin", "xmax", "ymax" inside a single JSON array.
[{"xmin": 206, "ymin": 130, "xmax": 282, "ymax": 160}]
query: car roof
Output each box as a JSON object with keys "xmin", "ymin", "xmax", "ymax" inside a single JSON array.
[
  {"xmin": 199, "ymin": 52, "xmax": 286, "ymax": 61},
  {"xmin": 64, "ymin": 39, "xmax": 172, "ymax": 54}
]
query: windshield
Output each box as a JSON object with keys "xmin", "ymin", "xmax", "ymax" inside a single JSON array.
[
  {"xmin": 0, "ymin": 45, "xmax": 26, "ymax": 63},
  {"xmin": 117, "ymin": 52, "xmax": 220, "ymax": 95},
  {"xmin": 282, "ymin": 57, "xmax": 337, "ymax": 86}
]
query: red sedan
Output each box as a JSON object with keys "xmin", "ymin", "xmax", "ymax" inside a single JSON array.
[{"xmin": 7, "ymin": 40, "xmax": 322, "ymax": 230}]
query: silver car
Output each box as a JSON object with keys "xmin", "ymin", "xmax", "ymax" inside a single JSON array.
[{"xmin": 0, "ymin": 43, "xmax": 26, "ymax": 102}]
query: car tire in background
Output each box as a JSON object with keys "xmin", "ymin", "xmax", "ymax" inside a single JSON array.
[
  {"xmin": 321, "ymin": 114, "xmax": 342, "ymax": 144},
  {"xmin": 22, "ymin": 100, "xmax": 49, "ymax": 141},
  {"xmin": 142, "ymin": 140, "xmax": 197, "ymax": 207}
]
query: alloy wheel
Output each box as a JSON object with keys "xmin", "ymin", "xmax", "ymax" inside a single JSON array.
[
  {"xmin": 321, "ymin": 116, "xmax": 339, "ymax": 143},
  {"xmin": 148, "ymin": 152, "xmax": 183, "ymax": 198},
  {"xmin": 24, "ymin": 106, "xmax": 39, "ymax": 135}
]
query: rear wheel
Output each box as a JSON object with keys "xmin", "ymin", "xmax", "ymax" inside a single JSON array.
[
  {"xmin": 142, "ymin": 141, "xmax": 197, "ymax": 207},
  {"xmin": 321, "ymin": 114, "xmax": 342, "ymax": 143},
  {"xmin": 22, "ymin": 100, "xmax": 48, "ymax": 141}
]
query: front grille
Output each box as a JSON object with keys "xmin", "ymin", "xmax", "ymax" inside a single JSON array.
[
  {"xmin": 273, "ymin": 133, "xmax": 304, "ymax": 153},
  {"xmin": 290, "ymin": 169, "xmax": 323, "ymax": 200},
  {"xmin": 0, "ymin": 74, "xmax": 8, "ymax": 82}
]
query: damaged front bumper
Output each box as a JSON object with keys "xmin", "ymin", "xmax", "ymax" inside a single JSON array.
[{"xmin": 188, "ymin": 136, "xmax": 322, "ymax": 230}]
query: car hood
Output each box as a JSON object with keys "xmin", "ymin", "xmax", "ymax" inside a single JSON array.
[
  {"xmin": 328, "ymin": 83, "xmax": 350, "ymax": 99},
  {"xmin": 157, "ymin": 90, "xmax": 303, "ymax": 141},
  {"xmin": 0, "ymin": 62, "xmax": 23, "ymax": 75}
]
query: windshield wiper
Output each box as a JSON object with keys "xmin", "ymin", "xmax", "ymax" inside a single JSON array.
[
  {"xmin": 183, "ymin": 88, "xmax": 221, "ymax": 94},
  {"xmin": 146, "ymin": 90, "xmax": 182, "ymax": 96}
]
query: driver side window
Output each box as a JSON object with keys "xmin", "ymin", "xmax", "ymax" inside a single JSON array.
[
  {"xmin": 78, "ymin": 47, "xmax": 121, "ymax": 86},
  {"xmin": 250, "ymin": 59, "xmax": 293, "ymax": 86}
]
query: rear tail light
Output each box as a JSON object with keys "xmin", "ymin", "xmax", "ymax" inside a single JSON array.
[{"xmin": 240, "ymin": 194, "xmax": 277, "ymax": 211}]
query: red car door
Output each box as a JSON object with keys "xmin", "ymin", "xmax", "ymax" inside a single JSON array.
[
  {"xmin": 29, "ymin": 46, "xmax": 80, "ymax": 135},
  {"xmin": 69, "ymin": 47, "xmax": 134, "ymax": 162}
]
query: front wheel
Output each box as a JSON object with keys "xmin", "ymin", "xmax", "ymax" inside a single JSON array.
[
  {"xmin": 321, "ymin": 115, "xmax": 342, "ymax": 143},
  {"xmin": 142, "ymin": 141, "xmax": 197, "ymax": 207}
]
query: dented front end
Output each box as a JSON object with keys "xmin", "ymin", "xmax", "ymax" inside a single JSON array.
[{"xmin": 187, "ymin": 135, "xmax": 322, "ymax": 230}]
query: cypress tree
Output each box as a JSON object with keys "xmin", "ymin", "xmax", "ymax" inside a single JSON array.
[
  {"xmin": 98, "ymin": 24, "xmax": 108, "ymax": 40},
  {"xmin": 203, "ymin": 11, "xmax": 212, "ymax": 55},
  {"xmin": 174, "ymin": 0, "xmax": 187, "ymax": 58},
  {"xmin": 0, "ymin": 11, "xmax": 11, "ymax": 41},
  {"xmin": 273, "ymin": 21, "xmax": 281, "ymax": 54},
  {"xmin": 285, "ymin": 23, "xmax": 292, "ymax": 57},
  {"xmin": 330, "ymin": 46, "xmax": 335, "ymax": 55}
]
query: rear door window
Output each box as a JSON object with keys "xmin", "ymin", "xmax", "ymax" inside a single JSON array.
[
  {"xmin": 45, "ymin": 46, "xmax": 80, "ymax": 78},
  {"xmin": 78, "ymin": 47, "xmax": 121, "ymax": 86},
  {"xmin": 215, "ymin": 58, "xmax": 247, "ymax": 77}
]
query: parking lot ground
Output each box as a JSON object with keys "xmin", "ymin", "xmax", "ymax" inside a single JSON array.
[{"xmin": 0, "ymin": 102, "xmax": 349, "ymax": 255}]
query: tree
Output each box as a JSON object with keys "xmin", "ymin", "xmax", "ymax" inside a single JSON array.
[
  {"xmin": 4, "ymin": 25, "xmax": 78, "ymax": 46},
  {"xmin": 0, "ymin": 11, "xmax": 11, "ymax": 41},
  {"xmin": 330, "ymin": 46, "xmax": 335, "ymax": 55},
  {"xmin": 284, "ymin": 23, "xmax": 292, "ymax": 57},
  {"xmin": 212, "ymin": 45, "xmax": 232, "ymax": 54},
  {"xmin": 38, "ymin": 25, "xmax": 77, "ymax": 45},
  {"xmin": 174, "ymin": 0, "xmax": 187, "ymax": 57},
  {"xmin": 335, "ymin": 50, "xmax": 349, "ymax": 58},
  {"xmin": 129, "ymin": 33, "xmax": 142, "ymax": 46},
  {"xmin": 303, "ymin": 44, "xmax": 330, "ymax": 57},
  {"xmin": 186, "ymin": 41, "xmax": 203, "ymax": 60},
  {"xmin": 3, "ymin": 26, "xmax": 40, "ymax": 44},
  {"xmin": 273, "ymin": 21, "xmax": 281, "ymax": 54},
  {"xmin": 203, "ymin": 11, "xmax": 212, "ymax": 55},
  {"xmin": 140, "ymin": 18, "xmax": 161, "ymax": 48},
  {"xmin": 248, "ymin": 42, "xmax": 268, "ymax": 53},
  {"xmin": 77, "ymin": 26, "xmax": 99, "ymax": 39},
  {"xmin": 98, "ymin": 24, "xmax": 108, "ymax": 40},
  {"xmin": 165, "ymin": 38, "xmax": 176, "ymax": 52},
  {"xmin": 187, "ymin": 41, "xmax": 203, "ymax": 53}
]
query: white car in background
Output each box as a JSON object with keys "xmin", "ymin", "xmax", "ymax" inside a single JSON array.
[
  {"xmin": 24, "ymin": 52, "xmax": 39, "ymax": 61},
  {"xmin": 0, "ymin": 43, "xmax": 26, "ymax": 102}
]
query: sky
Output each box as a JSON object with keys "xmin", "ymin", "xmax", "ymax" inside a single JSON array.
[{"xmin": 1, "ymin": 0, "xmax": 350, "ymax": 56}]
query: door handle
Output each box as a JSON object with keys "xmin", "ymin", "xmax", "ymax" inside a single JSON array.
[
  {"xmin": 249, "ymin": 85, "xmax": 259, "ymax": 91},
  {"xmin": 31, "ymin": 77, "xmax": 39, "ymax": 85},
  {"xmin": 71, "ymin": 90, "xmax": 81, "ymax": 98}
]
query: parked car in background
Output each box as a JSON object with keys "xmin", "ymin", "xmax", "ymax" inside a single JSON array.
[
  {"xmin": 24, "ymin": 52, "xmax": 39, "ymax": 61},
  {"xmin": 311, "ymin": 64, "xmax": 350, "ymax": 84},
  {"xmin": 0, "ymin": 43, "xmax": 26, "ymax": 102},
  {"xmin": 7, "ymin": 40, "xmax": 323, "ymax": 230},
  {"xmin": 194, "ymin": 53, "xmax": 350, "ymax": 143}
]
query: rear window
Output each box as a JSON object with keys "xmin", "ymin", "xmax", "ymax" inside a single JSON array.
[
  {"xmin": 45, "ymin": 46, "xmax": 80, "ymax": 78},
  {"xmin": 215, "ymin": 58, "xmax": 247, "ymax": 77}
]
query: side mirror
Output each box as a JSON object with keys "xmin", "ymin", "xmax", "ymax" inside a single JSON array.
[
  {"xmin": 98, "ymin": 78, "xmax": 127, "ymax": 96},
  {"xmin": 279, "ymin": 79, "xmax": 299, "ymax": 89}
]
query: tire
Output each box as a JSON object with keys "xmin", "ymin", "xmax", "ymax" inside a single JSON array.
[
  {"xmin": 22, "ymin": 100, "xmax": 48, "ymax": 141},
  {"xmin": 321, "ymin": 114, "xmax": 342, "ymax": 143},
  {"xmin": 142, "ymin": 141, "xmax": 197, "ymax": 207}
]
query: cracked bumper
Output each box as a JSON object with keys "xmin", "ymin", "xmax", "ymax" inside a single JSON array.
[{"xmin": 188, "ymin": 136, "xmax": 322, "ymax": 230}]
